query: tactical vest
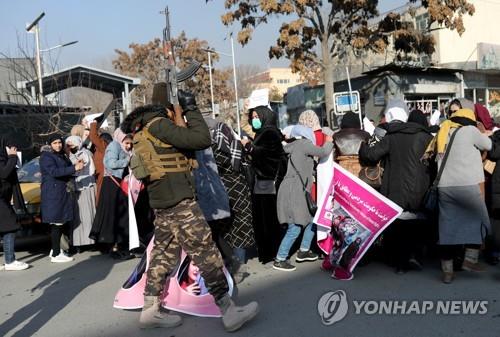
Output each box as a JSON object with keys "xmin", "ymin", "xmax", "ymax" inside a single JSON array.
[{"xmin": 130, "ymin": 117, "xmax": 192, "ymax": 181}]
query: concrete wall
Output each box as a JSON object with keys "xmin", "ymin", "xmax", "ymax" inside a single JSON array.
[{"xmin": 432, "ymin": 0, "xmax": 500, "ymax": 65}]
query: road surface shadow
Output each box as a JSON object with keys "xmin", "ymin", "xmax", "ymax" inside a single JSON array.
[{"xmin": 0, "ymin": 254, "xmax": 113, "ymax": 337}]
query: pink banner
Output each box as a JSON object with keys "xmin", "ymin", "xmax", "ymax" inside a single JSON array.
[
  {"xmin": 114, "ymin": 239, "xmax": 234, "ymax": 317},
  {"xmin": 315, "ymin": 163, "xmax": 402, "ymax": 273}
]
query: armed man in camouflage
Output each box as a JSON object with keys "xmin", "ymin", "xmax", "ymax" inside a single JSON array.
[{"xmin": 121, "ymin": 84, "xmax": 258, "ymax": 332}]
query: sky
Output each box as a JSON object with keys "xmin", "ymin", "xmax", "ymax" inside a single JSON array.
[{"xmin": 0, "ymin": 0, "xmax": 408, "ymax": 72}]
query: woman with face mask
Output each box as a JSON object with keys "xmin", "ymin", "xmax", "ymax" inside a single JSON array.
[
  {"xmin": 65, "ymin": 136, "xmax": 96, "ymax": 251},
  {"xmin": 90, "ymin": 128, "xmax": 133, "ymax": 260},
  {"xmin": 40, "ymin": 134, "xmax": 84, "ymax": 263},
  {"xmin": 241, "ymin": 105, "xmax": 287, "ymax": 264}
]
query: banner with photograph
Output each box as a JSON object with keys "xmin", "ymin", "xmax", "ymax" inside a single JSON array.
[
  {"xmin": 315, "ymin": 163, "xmax": 402, "ymax": 272},
  {"xmin": 114, "ymin": 239, "xmax": 234, "ymax": 317}
]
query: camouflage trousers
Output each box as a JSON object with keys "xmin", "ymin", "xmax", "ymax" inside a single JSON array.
[{"xmin": 144, "ymin": 198, "xmax": 229, "ymax": 302}]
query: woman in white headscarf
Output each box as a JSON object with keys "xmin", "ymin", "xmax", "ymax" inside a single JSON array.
[
  {"xmin": 65, "ymin": 135, "xmax": 96, "ymax": 249},
  {"xmin": 298, "ymin": 110, "xmax": 325, "ymax": 146}
]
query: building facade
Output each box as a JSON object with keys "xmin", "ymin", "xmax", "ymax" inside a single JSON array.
[
  {"xmin": 327, "ymin": 0, "xmax": 500, "ymax": 119},
  {"xmin": 246, "ymin": 67, "xmax": 302, "ymax": 96}
]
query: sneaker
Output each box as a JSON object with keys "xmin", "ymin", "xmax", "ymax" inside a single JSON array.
[
  {"xmin": 4, "ymin": 260, "xmax": 29, "ymax": 271},
  {"xmin": 49, "ymin": 250, "xmax": 71, "ymax": 259},
  {"xmin": 321, "ymin": 258, "xmax": 334, "ymax": 272},
  {"xmin": 408, "ymin": 258, "xmax": 423, "ymax": 271},
  {"xmin": 273, "ymin": 260, "xmax": 296, "ymax": 271},
  {"xmin": 296, "ymin": 250, "xmax": 319, "ymax": 262},
  {"xmin": 51, "ymin": 254, "xmax": 74, "ymax": 263},
  {"xmin": 331, "ymin": 267, "xmax": 353, "ymax": 280},
  {"xmin": 462, "ymin": 260, "xmax": 486, "ymax": 272}
]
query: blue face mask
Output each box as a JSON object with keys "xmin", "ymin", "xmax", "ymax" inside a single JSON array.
[{"xmin": 252, "ymin": 118, "xmax": 262, "ymax": 130}]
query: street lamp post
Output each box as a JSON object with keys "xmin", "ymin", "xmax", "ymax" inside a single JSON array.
[
  {"xmin": 202, "ymin": 38, "xmax": 241, "ymax": 136},
  {"xmin": 40, "ymin": 40, "xmax": 78, "ymax": 53},
  {"xmin": 26, "ymin": 12, "xmax": 45, "ymax": 105},
  {"xmin": 26, "ymin": 12, "xmax": 78, "ymax": 105},
  {"xmin": 230, "ymin": 37, "xmax": 240, "ymax": 137}
]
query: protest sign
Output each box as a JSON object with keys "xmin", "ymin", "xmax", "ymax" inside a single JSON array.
[{"xmin": 315, "ymin": 163, "xmax": 402, "ymax": 272}]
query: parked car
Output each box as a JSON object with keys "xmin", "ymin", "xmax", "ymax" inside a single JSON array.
[{"xmin": 17, "ymin": 157, "xmax": 41, "ymax": 222}]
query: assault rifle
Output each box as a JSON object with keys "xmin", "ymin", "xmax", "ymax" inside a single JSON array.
[{"xmin": 161, "ymin": 6, "xmax": 201, "ymax": 105}]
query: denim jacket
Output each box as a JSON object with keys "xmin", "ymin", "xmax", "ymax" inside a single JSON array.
[{"xmin": 104, "ymin": 141, "xmax": 129, "ymax": 178}]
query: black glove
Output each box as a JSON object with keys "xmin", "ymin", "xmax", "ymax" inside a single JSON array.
[
  {"xmin": 178, "ymin": 90, "xmax": 198, "ymax": 112},
  {"xmin": 93, "ymin": 113, "xmax": 105, "ymax": 124}
]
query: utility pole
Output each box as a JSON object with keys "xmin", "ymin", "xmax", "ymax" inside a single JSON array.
[{"xmin": 207, "ymin": 51, "xmax": 215, "ymax": 118}]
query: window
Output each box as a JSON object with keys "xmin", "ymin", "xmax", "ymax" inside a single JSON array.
[
  {"xmin": 415, "ymin": 13, "xmax": 429, "ymax": 32},
  {"xmin": 476, "ymin": 88, "xmax": 486, "ymax": 104},
  {"xmin": 464, "ymin": 89, "xmax": 474, "ymax": 102}
]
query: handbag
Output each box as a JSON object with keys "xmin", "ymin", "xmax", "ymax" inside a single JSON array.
[
  {"xmin": 110, "ymin": 175, "xmax": 128, "ymax": 196},
  {"xmin": 423, "ymin": 128, "xmax": 461, "ymax": 213},
  {"xmin": 253, "ymin": 177, "xmax": 276, "ymax": 194},
  {"xmin": 359, "ymin": 163, "xmax": 383, "ymax": 189},
  {"xmin": 289, "ymin": 157, "xmax": 318, "ymax": 216}
]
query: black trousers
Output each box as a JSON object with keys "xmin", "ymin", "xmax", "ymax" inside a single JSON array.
[{"xmin": 384, "ymin": 218, "xmax": 424, "ymax": 268}]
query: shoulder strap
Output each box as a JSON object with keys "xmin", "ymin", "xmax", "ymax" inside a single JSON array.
[
  {"xmin": 432, "ymin": 127, "xmax": 461, "ymax": 187},
  {"xmin": 144, "ymin": 116, "xmax": 164, "ymax": 129},
  {"xmin": 289, "ymin": 157, "xmax": 307, "ymax": 191},
  {"xmin": 140, "ymin": 117, "xmax": 172, "ymax": 149}
]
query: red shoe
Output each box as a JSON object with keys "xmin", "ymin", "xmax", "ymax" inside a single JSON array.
[
  {"xmin": 332, "ymin": 267, "xmax": 353, "ymax": 281},
  {"xmin": 321, "ymin": 259, "xmax": 334, "ymax": 272}
]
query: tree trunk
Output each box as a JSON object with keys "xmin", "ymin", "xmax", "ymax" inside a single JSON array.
[{"xmin": 322, "ymin": 39, "xmax": 335, "ymax": 127}]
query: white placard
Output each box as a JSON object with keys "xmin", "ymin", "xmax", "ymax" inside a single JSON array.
[
  {"xmin": 363, "ymin": 117, "xmax": 376, "ymax": 136},
  {"xmin": 84, "ymin": 113, "xmax": 109, "ymax": 128},
  {"xmin": 430, "ymin": 109, "xmax": 441, "ymax": 126},
  {"xmin": 247, "ymin": 88, "xmax": 270, "ymax": 110}
]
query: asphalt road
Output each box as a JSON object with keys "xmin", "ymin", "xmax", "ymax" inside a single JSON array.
[{"xmin": 1, "ymin": 246, "xmax": 500, "ymax": 337}]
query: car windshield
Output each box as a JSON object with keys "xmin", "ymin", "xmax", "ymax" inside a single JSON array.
[{"xmin": 18, "ymin": 157, "xmax": 41, "ymax": 183}]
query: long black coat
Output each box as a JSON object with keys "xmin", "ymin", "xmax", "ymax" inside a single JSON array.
[
  {"xmin": 40, "ymin": 151, "xmax": 75, "ymax": 224},
  {"xmin": 359, "ymin": 122, "xmax": 433, "ymax": 211},
  {"xmin": 0, "ymin": 154, "xmax": 21, "ymax": 233},
  {"xmin": 487, "ymin": 131, "xmax": 500, "ymax": 211}
]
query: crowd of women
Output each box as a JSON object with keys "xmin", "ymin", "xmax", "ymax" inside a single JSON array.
[{"xmin": 1, "ymin": 97, "xmax": 500, "ymax": 286}]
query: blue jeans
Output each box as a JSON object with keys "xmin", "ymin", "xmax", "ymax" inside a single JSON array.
[
  {"xmin": 276, "ymin": 223, "xmax": 315, "ymax": 261},
  {"xmin": 2, "ymin": 232, "xmax": 16, "ymax": 264},
  {"xmin": 233, "ymin": 247, "xmax": 246, "ymax": 264}
]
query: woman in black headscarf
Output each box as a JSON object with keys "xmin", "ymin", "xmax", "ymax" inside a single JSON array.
[
  {"xmin": 0, "ymin": 136, "xmax": 29, "ymax": 270},
  {"xmin": 40, "ymin": 134, "xmax": 83, "ymax": 263},
  {"xmin": 408, "ymin": 109, "xmax": 439, "ymax": 134},
  {"xmin": 242, "ymin": 105, "xmax": 287, "ymax": 263}
]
